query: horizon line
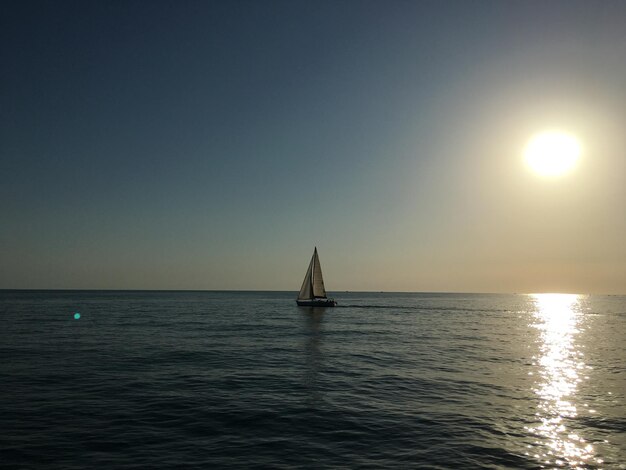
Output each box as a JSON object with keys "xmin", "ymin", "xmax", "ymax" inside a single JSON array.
[{"xmin": 0, "ymin": 288, "xmax": 623, "ymax": 296}]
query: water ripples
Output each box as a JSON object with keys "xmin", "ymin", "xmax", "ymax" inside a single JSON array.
[{"xmin": 1, "ymin": 291, "xmax": 625, "ymax": 468}]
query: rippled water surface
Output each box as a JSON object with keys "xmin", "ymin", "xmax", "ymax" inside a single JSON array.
[{"xmin": 2, "ymin": 291, "xmax": 625, "ymax": 468}]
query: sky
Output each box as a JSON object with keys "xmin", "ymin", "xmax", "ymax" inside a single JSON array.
[{"xmin": 1, "ymin": 0, "xmax": 625, "ymax": 294}]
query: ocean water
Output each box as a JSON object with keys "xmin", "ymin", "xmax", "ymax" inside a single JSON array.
[{"xmin": 1, "ymin": 290, "xmax": 625, "ymax": 469}]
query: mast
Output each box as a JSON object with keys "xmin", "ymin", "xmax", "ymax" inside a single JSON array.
[{"xmin": 311, "ymin": 247, "xmax": 317, "ymax": 297}]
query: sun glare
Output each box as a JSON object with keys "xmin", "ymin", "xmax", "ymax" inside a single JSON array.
[
  {"xmin": 526, "ymin": 293, "xmax": 601, "ymax": 467},
  {"xmin": 524, "ymin": 132, "xmax": 581, "ymax": 177}
]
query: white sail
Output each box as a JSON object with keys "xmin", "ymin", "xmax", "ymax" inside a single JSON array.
[
  {"xmin": 311, "ymin": 249, "xmax": 326, "ymax": 298},
  {"xmin": 297, "ymin": 248, "xmax": 327, "ymax": 300},
  {"xmin": 298, "ymin": 256, "xmax": 314, "ymax": 300}
]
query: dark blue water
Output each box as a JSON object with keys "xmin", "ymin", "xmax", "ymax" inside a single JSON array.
[{"xmin": 2, "ymin": 291, "xmax": 625, "ymax": 468}]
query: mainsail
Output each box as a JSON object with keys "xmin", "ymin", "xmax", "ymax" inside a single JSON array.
[{"xmin": 297, "ymin": 247, "xmax": 327, "ymax": 300}]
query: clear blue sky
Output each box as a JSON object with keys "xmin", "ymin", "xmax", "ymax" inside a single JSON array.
[{"xmin": 2, "ymin": 0, "xmax": 624, "ymax": 293}]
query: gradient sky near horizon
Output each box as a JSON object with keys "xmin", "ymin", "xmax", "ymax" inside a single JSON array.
[{"xmin": 1, "ymin": 0, "xmax": 625, "ymax": 293}]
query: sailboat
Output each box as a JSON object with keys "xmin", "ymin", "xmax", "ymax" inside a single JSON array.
[{"xmin": 296, "ymin": 247, "xmax": 337, "ymax": 307}]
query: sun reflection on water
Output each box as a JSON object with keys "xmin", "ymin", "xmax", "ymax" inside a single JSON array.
[{"xmin": 526, "ymin": 294, "xmax": 600, "ymax": 468}]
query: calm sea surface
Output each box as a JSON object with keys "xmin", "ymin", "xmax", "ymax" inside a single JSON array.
[{"xmin": 1, "ymin": 291, "xmax": 625, "ymax": 469}]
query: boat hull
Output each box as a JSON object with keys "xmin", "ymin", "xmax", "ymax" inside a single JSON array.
[{"xmin": 296, "ymin": 298, "xmax": 337, "ymax": 307}]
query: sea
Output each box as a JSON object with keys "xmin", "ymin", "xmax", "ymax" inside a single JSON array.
[{"xmin": 1, "ymin": 290, "xmax": 625, "ymax": 469}]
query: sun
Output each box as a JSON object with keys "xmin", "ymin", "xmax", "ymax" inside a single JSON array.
[{"xmin": 524, "ymin": 131, "xmax": 581, "ymax": 177}]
